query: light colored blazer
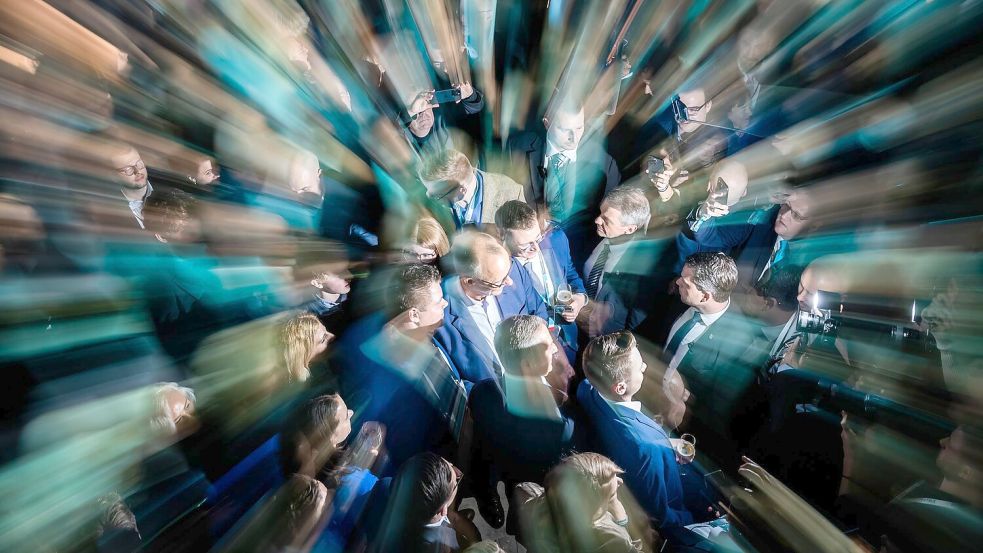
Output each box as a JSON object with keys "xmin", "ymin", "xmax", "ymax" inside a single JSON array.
[{"xmin": 479, "ymin": 170, "xmax": 526, "ymax": 224}]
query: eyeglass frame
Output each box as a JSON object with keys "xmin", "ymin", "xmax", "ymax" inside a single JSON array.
[
  {"xmin": 468, "ymin": 273, "xmax": 510, "ymax": 291},
  {"xmin": 116, "ymin": 159, "xmax": 146, "ymax": 177},
  {"xmin": 511, "ymin": 222, "xmax": 552, "ymax": 254}
]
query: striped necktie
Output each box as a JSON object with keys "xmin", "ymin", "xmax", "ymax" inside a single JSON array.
[{"xmin": 585, "ymin": 242, "xmax": 610, "ymax": 299}]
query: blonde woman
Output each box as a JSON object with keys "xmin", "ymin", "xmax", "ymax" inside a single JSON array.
[
  {"xmin": 281, "ymin": 312, "xmax": 333, "ymax": 383},
  {"xmin": 407, "ymin": 215, "xmax": 451, "ymax": 264}
]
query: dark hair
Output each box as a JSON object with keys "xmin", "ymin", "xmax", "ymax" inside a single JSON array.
[
  {"xmin": 143, "ymin": 188, "xmax": 196, "ymax": 237},
  {"xmin": 684, "ymin": 252, "xmax": 738, "ymax": 302},
  {"xmin": 395, "ymin": 263, "xmax": 441, "ymax": 313},
  {"xmin": 495, "ymin": 200, "xmax": 538, "ymax": 231},
  {"xmin": 371, "ymin": 453, "xmax": 455, "ymax": 553},
  {"xmin": 754, "ymin": 264, "xmax": 803, "ymax": 308}
]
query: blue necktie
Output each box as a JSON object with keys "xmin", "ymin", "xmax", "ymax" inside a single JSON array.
[
  {"xmin": 665, "ymin": 311, "xmax": 703, "ymax": 360},
  {"xmin": 759, "ymin": 239, "xmax": 788, "ymax": 284}
]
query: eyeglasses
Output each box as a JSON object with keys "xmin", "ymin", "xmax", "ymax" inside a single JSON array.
[
  {"xmin": 116, "ymin": 160, "xmax": 146, "ymax": 177},
  {"xmin": 671, "ymin": 95, "xmax": 710, "ymax": 122},
  {"xmin": 470, "ymin": 274, "xmax": 510, "ymax": 291},
  {"xmin": 401, "ymin": 248, "xmax": 438, "ymax": 262},
  {"xmin": 427, "ymin": 181, "xmax": 460, "ymax": 202},
  {"xmin": 779, "ymin": 201, "xmax": 808, "ymax": 222},
  {"xmin": 514, "ymin": 224, "xmax": 551, "ymax": 254}
]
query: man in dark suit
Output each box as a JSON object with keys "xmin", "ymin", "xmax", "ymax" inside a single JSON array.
[
  {"xmin": 336, "ymin": 264, "xmax": 467, "ymax": 477},
  {"xmin": 662, "ymin": 252, "xmax": 759, "ymax": 469},
  {"xmin": 506, "ymin": 102, "xmax": 620, "ymax": 268},
  {"xmin": 469, "ymin": 315, "xmax": 577, "ymax": 528},
  {"xmin": 581, "ymin": 186, "xmax": 655, "ymax": 338},
  {"xmin": 434, "ymin": 232, "xmax": 549, "ymax": 385},
  {"xmin": 678, "ymin": 174, "xmax": 821, "ymax": 289},
  {"xmin": 495, "ymin": 200, "xmax": 586, "ymax": 362},
  {"xmin": 576, "ymin": 330, "xmax": 695, "ymax": 529}
]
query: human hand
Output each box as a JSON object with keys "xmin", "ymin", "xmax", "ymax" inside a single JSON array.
[
  {"xmin": 698, "ymin": 200, "xmax": 729, "ymax": 219},
  {"xmin": 562, "ymin": 293, "xmax": 586, "ymax": 322},
  {"xmin": 455, "ymin": 82, "xmax": 474, "ymax": 102},
  {"xmin": 409, "ymin": 90, "xmax": 438, "ymax": 117}
]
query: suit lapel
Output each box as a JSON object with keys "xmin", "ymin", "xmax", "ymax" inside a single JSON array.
[
  {"xmin": 527, "ymin": 137, "xmax": 545, "ymax": 202},
  {"xmin": 448, "ymin": 295, "xmax": 498, "ymax": 367},
  {"xmin": 539, "ymin": 234, "xmax": 565, "ymax": 286}
]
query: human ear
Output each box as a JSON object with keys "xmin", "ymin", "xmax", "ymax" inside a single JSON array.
[{"xmin": 409, "ymin": 308, "xmax": 421, "ymax": 325}]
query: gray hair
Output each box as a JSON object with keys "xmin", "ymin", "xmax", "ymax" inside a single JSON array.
[
  {"xmin": 603, "ymin": 186, "xmax": 650, "ymax": 229},
  {"xmin": 451, "ymin": 231, "xmax": 509, "ymax": 279},
  {"xmin": 494, "ymin": 315, "xmax": 549, "ymax": 376},
  {"xmin": 151, "ymin": 382, "xmax": 196, "ymax": 434},
  {"xmin": 684, "ymin": 252, "xmax": 738, "ymax": 302}
]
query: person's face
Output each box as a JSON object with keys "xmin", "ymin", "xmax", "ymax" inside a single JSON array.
[
  {"xmin": 162, "ymin": 387, "xmax": 196, "ymax": 433},
  {"xmin": 523, "ymin": 325, "xmax": 556, "ymax": 378},
  {"xmin": 330, "ymin": 396, "xmax": 355, "ymax": 446},
  {"xmin": 937, "ymin": 427, "xmax": 967, "ymax": 480},
  {"xmin": 195, "ymin": 160, "xmax": 220, "ymax": 186},
  {"xmin": 675, "ymin": 264, "xmax": 709, "ymax": 308},
  {"xmin": 676, "ymin": 89, "xmax": 711, "ymax": 134},
  {"xmin": 311, "ymin": 323, "xmax": 334, "ymax": 358},
  {"xmin": 415, "ymin": 281, "xmax": 449, "ymax": 330},
  {"xmin": 112, "ymin": 148, "xmax": 147, "ymax": 189},
  {"xmin": 409, "ymin": 106, "xmax": 435, "ymax": 137},
  {"xmin": 921, "ymin": 279, "xmax": 957, "ymax": 351},
  {"xmin": 621, "ymin": 346, "xmax": 647, "ymax": 399},
  {"xmin": 595, "ymin": 202, "xmax": 636, "ymax": 239},
  {"xmin": 312, "ymin": 270, "xmax": 352, "ymax": 295},
  {"xmin": 503, "ymin": 222, "xmax": 545, "ymax": 260},
  {"xmin": 774, "ymin": 193, "xmax": 811, "ymax": 239},
  {"xmin": 547, "ymin": 108, "xmax": 585, "ymax": 152},
  {"xmin": 290, "ymin": 157, "xmax": 322, "ymax": 197},
  {"xmin": 663, "ymin": 371, "xmax": 690, "ymax": 430},
  {"xmin": 797, "ymin": 267, "xmax": 816, "ymax": 312},
  {"xmin": 446, "ymin": 459, "xmax": 463, "ymax": 505},
  {"xmin": 461, "ymin": 254, "xmax": 512, "ymax": 301}
]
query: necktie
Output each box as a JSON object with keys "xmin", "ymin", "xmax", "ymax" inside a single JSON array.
[
  {"xmin": 758, "ymin": 238, "xmax": 788, "ymax": 284},
  {"xmin": 545, "ymin": 154, "xmax": 567, "ymax": 218},
  {"xmin": 585, "ymin": 242, "xmax": 610, "ymax": 299},
  {"xmin": 665, "ymin": 311, "xmax": 703, "ymax": 361}
]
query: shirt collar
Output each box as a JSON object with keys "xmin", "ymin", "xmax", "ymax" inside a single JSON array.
[
  {"xmin": 615, "ymin": 400, "xmax": 643, "ymax": 412},
  {"xmin": 124, "ymin": 180, "xmax": 153, "ymax": 205},
  {"xmin": 454, "ymin": 171, "xmax": 480, "ymax": 208},
  {"xmin": 545, "ymin": 138, "xmax": 577, "ymax": 164},
  {"xmin": 423, "ymin": 515, "xmax": 450, "ymax": 528},
  {"xmin": 697, "ymin": 299, "xmax": 731, "ymax": 325}
]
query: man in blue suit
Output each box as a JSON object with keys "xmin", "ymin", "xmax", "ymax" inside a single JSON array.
[
  {"xmin": 677, "ymin": 165, "xmax": 820, "ymax": 288},
  {"xmin": 336, "ymin": 264, "xmax": 467, "ymax": 477},
  {"xmin": 434, "ymin": 232, "xmax": 549, "ymax": 385},
  {"xmin": 576, "ymin": 330, "xmax": 694, "ymax": 530},
  {"xmin": 495, "ymin": 200, "xmax": 586, "ymax": 362}
]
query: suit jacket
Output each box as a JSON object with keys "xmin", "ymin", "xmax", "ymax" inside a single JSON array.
[
  {"xmin": 478, "ymin": 170, "xmax": 525, "ymax": 226},
  {"xmin": 337, "ymin": 313, "xmax": 465, "ymax": 476},
  {"xmin": 535, "ymin": 226, "xmax": 586, "ymax": 353},
  {"xmin": 676, "ymin": 205, "xmax": 780, "ymax": 285},
  {"xmin": 434, "ymin": 261, "xmax": 549, "ymax": 384},
  {"xmin": 506, "ymin": 131, "xmax": 621, "ymax": 267},
  {"xmin": 588, "ymin": 237, "xmax": 660, "ymax": 337},
  {"xmin": 469, "ymin": 377, "xmax": 576, "ymax": 485},
  {"xmin": 577, "ymin": 380, "xmax": 693, "ymax": 528}
]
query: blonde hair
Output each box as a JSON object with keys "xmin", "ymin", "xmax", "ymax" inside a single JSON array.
[
  {"xmin": 281, "ymin": 313, "xmax": 325, "ymax": 383},
  {"xmin": 419, "ymin": 149, "xmax": 472, "ymax": 185},
  {"xmin": 413, "ymin": 216, "xmax": 450, "ymax": 256}
]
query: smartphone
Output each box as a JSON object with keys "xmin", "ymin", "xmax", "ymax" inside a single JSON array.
[
  {"xmin": 645, "ymin": 156, "xmax": 666, "ymax": 176},
  {"xmin": 671, "ymin": 95, "xmax": 689, "ymax": 122},
  {"xmin": 711, "ymin": 177, "xmax": 729, "ymax": 204},
  {"xmin": 433, "ymin": 88, "xmax": 462, "ymax": 104}
]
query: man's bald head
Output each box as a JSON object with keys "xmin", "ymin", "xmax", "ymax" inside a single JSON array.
[
  {"xmin": 708, "ymin": 159, "xmax": 749, "ymax": 206},
  {"xmin": 452, "ymin": 232, "xmax": 513, "ymax": 301}
]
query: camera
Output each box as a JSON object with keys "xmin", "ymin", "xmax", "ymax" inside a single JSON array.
[{"xmin": 796, "ymin": 290, "xmax": 931, "ymax": 349}]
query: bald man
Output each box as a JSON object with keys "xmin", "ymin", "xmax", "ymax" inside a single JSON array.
[{"xmin": 434, "ymin": 232, "xmax": 549, "ymax": 384}]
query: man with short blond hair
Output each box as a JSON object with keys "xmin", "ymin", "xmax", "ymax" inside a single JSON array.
[{"xmin": 419, "ymin": 149, "xmax": 524, "ymax": 230}]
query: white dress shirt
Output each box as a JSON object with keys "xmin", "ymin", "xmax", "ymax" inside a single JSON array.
[
  {"xmin": 664, "ymin": 300, "xmax": 731, "ymax": 375},
  {"xmin": 124, "ymin": 180, "xmax": 153, "ymax": 229},
  {"xmin": 452, "ymin": 278, "xmax": 503, "ymax": 364},
  {"xmin": 517, "ymin": 252, "xmax": 556, "ymax": 302},
  {"xmin": 582, "ymin": 238, "xmax": 632, "ymax": 295}
]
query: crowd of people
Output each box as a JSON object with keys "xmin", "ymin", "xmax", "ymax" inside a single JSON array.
[{"xmin": 0, "ymin": 1, "xmax": 981, "ymax": 552}]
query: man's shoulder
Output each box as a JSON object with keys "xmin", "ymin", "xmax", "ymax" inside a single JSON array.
[
  {"xmin": 507, "ymin": 130, "xmax": 544, "ymax": 152},
  {"xmin": 481, "ymin": 170, "xmax": 523, "ymax": 194}
]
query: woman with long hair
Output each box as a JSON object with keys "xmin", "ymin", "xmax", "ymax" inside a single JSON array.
[{"xmin": 280, "ymin": 312, "xmax": 333, "ymax": 383}]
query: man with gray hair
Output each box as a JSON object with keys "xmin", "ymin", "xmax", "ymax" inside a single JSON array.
[
  {"xmin": 468, "ymin": 314, "xmax": 576, "ymax": 529},
  {"xmin": 435, "ymin": 232, "xmax": 549, "ymax": 384},
  {"xmin": 582, "ymin": 186, "xmax": 653, "ymax": 336}
]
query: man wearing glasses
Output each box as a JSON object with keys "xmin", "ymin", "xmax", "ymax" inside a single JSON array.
[
  {"xmin": 495, "ymin": 200, "xmax": 586, "ymax": 362},
  {"xmin": 434, "ymin": 232, "xmax": 549, "ymax": 384},
  {"xmin": 419, "ymin": 148, "xmax": 524, "ymax": 231},
  {"xmin": 110, "ymin": 145, "xmax": 153, "ymax": 229}
]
